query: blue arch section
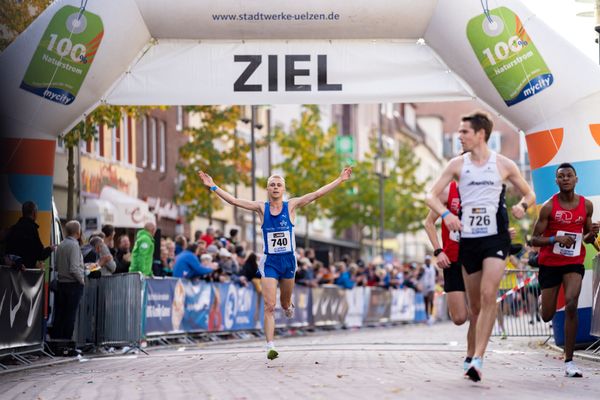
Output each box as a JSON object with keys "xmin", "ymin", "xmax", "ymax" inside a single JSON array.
[
  {"xmin": 8, "ymin": 174, "xmax": 53, "ymax": 211},
  {"xmin": 532, "ymin": 159, "xmax": 600, "ymax": 204}
]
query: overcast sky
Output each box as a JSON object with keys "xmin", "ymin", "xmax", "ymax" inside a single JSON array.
[{"xmin": 526, "ymin": 0, "xmax": 599, "ymax": 62}]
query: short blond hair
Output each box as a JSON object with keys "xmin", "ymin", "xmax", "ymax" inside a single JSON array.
[{"xmin": 267, "ymin": 175, "xmax": 285, "ymax": 187}]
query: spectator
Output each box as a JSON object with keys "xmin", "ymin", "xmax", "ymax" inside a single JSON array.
[
  {"xmin": 173, "ymin": 243, "xmax": 215, "ymax": 279},
  {"xmin": 218, "ymin": 247, "xmax": 239, "ymax": 277},
  {"xmin": 152, "ymin": 228, "xmax": 165, "ymax": 276},
  {"xmin": 4, "ymin": 201, "xmax": 54, "ymax": 269},
  {"xmin": 81, "ymin": 232, "xmax": 103, "ymax": 264},
  {"xmin": 194, "ymin": 230, "xmax": 202, "ymax": 244},
  {"xmin": 161, "ymin": 241, "xmax": 173, "ymax": 276},
  {"xmin": 175, "ymin": 235, "xmax": 187, "ymax": 256},
  {"xmin": 206, "ymin": 244, "xmax": 219, "ymax": 257},
  {"xmin": 89, "ymin": 236, "xmax": 115, "ymax": 276},
  {"xmin": 295, "ymin": 257, "xmax": 316, "ymax": 287},
  {"xmin": 229, "ymin": 228, "xmax": 239, "ymax": 245},
  {"xmin": 115, "ymin": 234, "xmax": 132, "ymax": 273},
  {"xmin": 129, "ymin": 222, "xmax": 156, "ymax": 276},
  {"xmin": 334, "ymin": 261, "xmax": 355, "ymax": 289},
  {"xmin": 52, "ymin": 220, "xmax": 85, "ymax": 341},
  {"xmin": 101, "ymin": 224, "xmax": 116, "ymax": 257},
  {"xmin": 420, "ymin": 255, "xmax": 437, "ymax": 322},
  {"xmin": 201, "ymin": 227, "xmax": 215, "ymax": 246}
]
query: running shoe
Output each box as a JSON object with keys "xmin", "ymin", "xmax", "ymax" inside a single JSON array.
[
  {"xmin": 565, "ymin": 361, "xmax": 583, "ymax": 378},
  {"xmin": 463, "ymin": 360, "xmax": 471, "ymax": 373},
  {"xmin": 267, "ymin": 348, "xmax": 279, "ymax": 360},
  {"xmin": 465, "ymin": 357, "xmax": 483, "ymax": 382},
  {"xmin": 284, "ymin": 303, "xmax": 295, "ymax": 319}
]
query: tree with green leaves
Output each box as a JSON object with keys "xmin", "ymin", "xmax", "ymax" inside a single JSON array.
[
  {"xmin": 328, "ymin": 139, "xmax": 428, "ymax": 253},
  {"xmin": 177, "ymin": 106, "xmax": 251, "ymax": 224},
  {"xmin": 0, "ymin": 0, "xmax": 52, "ymax": 51},
  {"xmin": 271, "ymin": 105, "xmax": 345, "ymax": 247}
]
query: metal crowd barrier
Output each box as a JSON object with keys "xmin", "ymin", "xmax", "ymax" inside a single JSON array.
[
  {"xmin": 587, "ymin": 255, "xmax": 600, "ymax": 353},
  {"xmin": 493, "ymin": 269, "xmax": 552, "ymax": 337},
  {"xmin": 74, "ymin": 273, "xmax": 145, "ymax": 348}
]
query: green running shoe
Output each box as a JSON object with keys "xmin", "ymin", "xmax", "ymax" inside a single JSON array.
[{"xmin": 267, "ymin": 348, "xmax": 279, "ymax": 360}]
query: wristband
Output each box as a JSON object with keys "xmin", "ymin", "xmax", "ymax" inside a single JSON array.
[
  {"xmin": 433, "ymin": 248, "xmax": 443, "ymax": 257},
  {"xmin": 441, "ymin": 210, "xmax": 451, "ymax": 219},
  {"xmin": 549, "ymin": 236, "xmax": 555, "ymax": 245},
  {"xmin": 210, "ymin": 185, "xmax": 218, "ymax": 192}
]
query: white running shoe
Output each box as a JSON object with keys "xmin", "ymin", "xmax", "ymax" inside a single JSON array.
[
  {"xmin": 565, "ymin": 361, "xmax": 583, "ymax": 378},
  {"xmin": 284, "ymin": 303, "xmax": 295, "ymax": 319}
]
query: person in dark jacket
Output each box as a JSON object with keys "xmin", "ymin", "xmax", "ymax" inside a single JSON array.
[{"xmin": 4, "ymin": 201, "xmax": 53, "ymax": 269}]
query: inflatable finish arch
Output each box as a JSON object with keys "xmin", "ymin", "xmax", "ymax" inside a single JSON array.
[{"xmin": 1, "ymin": 0, "xmax": 599, "ymax": 243}]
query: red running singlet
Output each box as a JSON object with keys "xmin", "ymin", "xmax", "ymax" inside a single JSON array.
[
  {"xmin": 441, "ymin": 181, "xmax": 460, "ymax": 262},
  {"xmin": 539, "ymin": 193, "xmax": 587, "ymax": 266}
]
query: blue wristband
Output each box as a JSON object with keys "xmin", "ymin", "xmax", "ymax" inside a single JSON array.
[
  {"xmin": 441, "ymin": 210, "xmax": 451, "ymax": 219},
  {"xmin": 210, "ymin": 185, "xmax": 218, "ymax": 192},
  {"xmin": 549, "ymin": 236, "xmax": 555, "ymax": 244}
]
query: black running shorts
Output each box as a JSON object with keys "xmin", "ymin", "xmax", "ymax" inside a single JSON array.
[
  {"xmin": 538, "ymin": 264, "xmax": 585, "ymax": 290},
  {"xmin": 443, "ymin": 261, "xmax": 465, "ymax": 292},
  {"xmin": 459, "ymin": 232, "xmax": 511, "ymax": 275}
]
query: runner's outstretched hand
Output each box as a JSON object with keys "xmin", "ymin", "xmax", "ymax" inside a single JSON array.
[
  {"xmin": 197, "ymin": 171, "xmax": 215, "ymax": 188},
  {"xmin": 340, "ymin": 166, "xmax": 352, "ymax": 182}
]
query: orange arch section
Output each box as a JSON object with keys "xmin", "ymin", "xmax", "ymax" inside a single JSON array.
[
  {"xmin": 590, "ymin": 124, "xmax": 600, "ymax": 146},
  {"xmin": 525, "ymin": 128, "xmax": 563, "ymax": 170}
]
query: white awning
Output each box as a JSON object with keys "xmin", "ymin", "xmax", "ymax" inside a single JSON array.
[{"xmin": 80, "ymin": 187, "xmax": 155, "ymax": 230}]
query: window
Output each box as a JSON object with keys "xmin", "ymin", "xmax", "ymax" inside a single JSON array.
[
  {"xmin": 111, "ymin": 125, "xmax": 120, "ymax": 161},
  {"xmin": 122, "ymin": 116, "xmax": 130, "ymax": 164},
  {"xmin": 94, "ymin": 124, "xmax": 102, "ymax": 157},
  {"xmin": 56, "ymin": 136, "xmax": 64, "ymax": 150},
  {"xmin": 142, "ymin": 116, "xmax": 148, "ymax": 168},
  {"xmin": 159, "ymin": 120, "xmax": 166, "ymax": 172},
  {"xmin": 150, "ymin": 117, "xmax": 157, "ymax": 170}
]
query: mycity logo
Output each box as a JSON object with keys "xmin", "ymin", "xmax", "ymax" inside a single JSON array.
[{"xmin": 233, "ymin": 54, "xmax": 342, "ymax": 92}]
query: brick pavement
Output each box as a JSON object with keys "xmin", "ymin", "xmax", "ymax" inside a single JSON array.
[{"xmin": 1, "ymin": 322, "xmax": 599, "ymax": 400}]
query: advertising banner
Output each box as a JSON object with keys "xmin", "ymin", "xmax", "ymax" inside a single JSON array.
[
  {"xmin": 390, "ymin": 288, "xmax": 415, "ymax": 322},
  {"xmin": 274, "ymin": 285, "xmax": 312, "ymax": 328},
  {"xmin": 145, "ymin": 278, "xmax": 185, "ymax": 335},
  {"xmin": 181, "ymin": 280, "xmax": 213, "ymax": 332},
  {"xmin": 467, "ymin": 7, "xmax": 553, "ymax": 107},
  {"xmin": 218, "ymin": 283, "xmax": 260, "ymax": 331},
  {"xmin": 365, "ymin": 287, "xmax": 391, "ymax": 324},
  {"xmin": 344, "ymin": 287, "xmax": 367, "ymax": 328},
  {"xmin": 414, "ymin": 293, "xmax": 427, "ymax": 323},
  {"xmin": 0, "ymin": 267, "xmax": 44, "ymax": 350},
  {"xmin": 20, "ymin": 5, "xmax": 104, "ymax": 105},
  {"xmin": 592, "ymin": 255, "xmax": 600, "ymax": 337},
  {"xmin": 312, "ymin": 285, "xmax": 347, "ymax": 326}
]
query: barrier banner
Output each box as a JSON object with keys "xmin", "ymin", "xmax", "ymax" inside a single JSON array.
[
  {"xmin": 312, "ymin": 285, "xmax": 347, "ymax": 326},
  {"xmin": 181, "ymin": 280, "xmax": 213, "ymax": 332},
  {"xmin": 365, "ymin": 287, "xmax": 391, "ymax": 324},
  {"xmin": 145, "ymin": 278, "xmax": 185, "ymax": 335},
  {"xmin": 344, "ymin": 287, "xmax": 367, "ymax": 327},
  {"xmin": 414, "ymin": 292, "xmax": 427, "ymax": 322},
  {"xmin": 0, "ymin": 267, "xmax": 44, "ymax": 350},
  {"xmin": 390, "ymin": 288, "xmax": 415, "ymax": 322},
  {"xmin": 591, "ymin": 255, "xmax": 600, "ymax": 337},
  {"xmin": 218, "ymin": 283, "xmax": 260, "ymax": 331},
  {"xmin": 274, "ymin": 285, "xmax": 312, "ymax": 327}
]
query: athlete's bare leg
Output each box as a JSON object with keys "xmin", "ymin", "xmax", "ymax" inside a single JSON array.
[
  {"xmin": 470, "ymin": 258, "xmax": 505, "ymax": 358},
  {"xmin": 262, "ymin": 278, "xmax": 278, "ymax": 343},
  {"xmin": 279, "ymin": 278, "xmax": 295, "ymax": 311},
  {"xmin": 462, "ymin": 268, "xmax": 481, "ymax": 359},
  {"xmin": 540, "ymin": 285, "xmax": 561, "ymax": 322},
  {"xmin": 446, "ymin": 292, "xmax": 468, "ymax": 325},
  {"xmin": 562, "ymin": 273, "xmax": 583, "ymax": 361}
]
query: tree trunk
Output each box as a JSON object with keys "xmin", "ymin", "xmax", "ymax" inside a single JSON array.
[{"xmin": 66, "ymin": 144, "xmax": 74, "ymax": 220}]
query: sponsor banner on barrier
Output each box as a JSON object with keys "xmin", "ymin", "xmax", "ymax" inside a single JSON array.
[
  {"xmin": 274, "ymin": 285, "xmax": 312, "ymax": 327},
  {"xmin": 365, "ymin": 287, "xmax": 391, "ymax": 324},
  {"xmin": 414, "ymin": 292, "xmax": 427, "ymax": 322},
  {"xmin": 181, "ymin": 280, "xmax": 213, "ymax": 332},
  {"xmin": 344, "ymin": 287, "xmax": 367, "ymax": 328},
  {"xmin": 218, "ymin": 283, "xmax": 260, "ymax": 331},
  {"xmin": 145, "ymin": 278, "xmax": 186, "ymax": 335},
  {"xmin": 390, "ymin": 288, "xmax": 415, "ymax": 322},
  {"xmin": 0, "ymin": 268, "xmax": 44, "ymax": 349},
  {"xmin": 312, "ymin": 285, "xmax": 348, "ymax": 326}
]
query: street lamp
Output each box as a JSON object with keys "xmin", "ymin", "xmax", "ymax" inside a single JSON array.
[
  {"xmin": 241, "ymin": 105, "xmax": 263, "ymax": 253},
  {"xmin": 376, "ymin": 103, "xmax": 385, "ymax": 258}
]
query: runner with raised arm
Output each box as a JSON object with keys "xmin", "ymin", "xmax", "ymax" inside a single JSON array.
[{"xmin": 198, "ymin": 167, "xmax": 352, "ymax": 360}]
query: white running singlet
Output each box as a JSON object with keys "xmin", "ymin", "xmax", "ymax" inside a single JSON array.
[{"xmin": 458, "ymin": 151, "xmax": 504, "ymax": 238}]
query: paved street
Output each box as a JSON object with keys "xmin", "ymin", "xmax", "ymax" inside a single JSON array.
[{"xmin": 1, "ymin": 322, "xmax": 599, "ymax": 400}]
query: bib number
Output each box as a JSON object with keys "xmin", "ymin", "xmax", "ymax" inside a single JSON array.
[
  {"xmin": 462, "ymin": 206, "xmax": 497, "ymax": 236},
  {"xmin": 266, "ymin": 231, "xmax": 292, "ymax": 254},
  {"xmin": 552, "ymin": 230, "xmax": 582, "ymax": 257}
]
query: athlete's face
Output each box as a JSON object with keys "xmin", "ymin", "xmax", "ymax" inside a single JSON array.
[
  {"xmin": 458, "ymin": 121, "xmax": 484, "ymax": 152},
  {"xmin": 267, "ymin": 178, "xmax": 285, "ymax": 199},
  {"xmin": 556, "ymin": 167, "xmax": 577, "ymax": 192}
]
